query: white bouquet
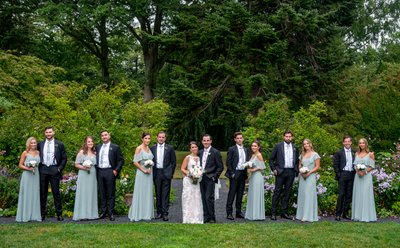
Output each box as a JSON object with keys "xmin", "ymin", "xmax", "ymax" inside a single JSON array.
[
  {"xmin": 28, "ymin": 160, "xmax": 37, "ymax": 175},
  {"xmin": 82, "ymin": 160, "xmax": 93, "ymax": 174},
  {"xmin": 355, "ymin": 163, "xmax": 366, "ymax": 171},
  {"xmin": 143, "ymin": 159, "xmax": 154, "ymax": 169},
  {"xmin": 238, "ymin": 161, "xmax": 254, "ymax": 170},
  {"xmin": 189, "ymin": 164, "xmax": 203, "ymax": 185},
  {"xmin": 299, "ymin": 167, "xmax": 310, "ymax": 174}
]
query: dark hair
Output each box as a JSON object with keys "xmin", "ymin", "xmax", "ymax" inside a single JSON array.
[
  {"xmin": 283, "ymin": 130, "xmax": 293, "ymax": 136},
  {"xmin": 251, "ymin": 140, "xmax": 261, "ymax": 153},
  {"xmin": 343, "ymin": 135, "xmax": 352, "ymax": 142},
  {"xmin": 80, "ymin": 136, "xmax": 96, "ymax": 155},
  {"xmin": 44, "ymin": 126, "xmax": 54, "ymax": 132},
  {"xmin": 142, "ymin": 132, "xmax": 151, "ymax": 139},
  {"xmin": 233, "ymin": 132, "xmax": 243, "ymax": 139},
  {"xmin": 157, "ymin": 131, "xmax": 166, "ymax": 136},
  {"xmin": 202, "ymin": 134, "xmax": 212, "ymax": 140},
  {"xmin": 100, "ymin": 130, "xmax": 109, "ymax": 135},
  {"xmin": 189, "ymin": 141, "xmax": 198, "ymax": 149}
]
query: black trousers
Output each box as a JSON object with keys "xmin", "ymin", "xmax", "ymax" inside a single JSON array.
[
  {"xmin": 271, "ymin": 168, "xmax": 295, "ymax": 215},
  {"xmin": 97, "ymin": 168, "xmax": 116, "ymax": 216},
  {"xmin": 226, "ymin": 170, "xmax": 246, "ymax": 215},
  {"xmin": 200, "ymin": 176, "xmax": 216, "ymax": 221},
  {"xmin": 39, "ymin": 165, "xmax": 62, "ymax": 217},
  {"xmin": 154, "ymin": 173, "xmax": 172, "ymax": 216},
  {"xmin": 336, "ymin": 171, "xmax": 355, "ymax": 216}
]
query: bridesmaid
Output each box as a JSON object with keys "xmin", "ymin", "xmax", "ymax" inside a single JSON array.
[
  {"xmin": 128, "ymin": 132, "xmax": 155, "ymax": 221},
  {"xmin": 16, "ymin": 137, "xmax": 41, "ymax": 222},
  {"xmin": 245, "ymin": 141, "xmax": 265, "ymax": 220},
  {"xmin": 352, "ymin": 138, "xmax": 377, "ymax": 222},
  {"xmin": 73, "ymin": 136, "xmax": 98, "ymax": 220},
  {"xmin": 295, "ymin": 139, "xmax": 321, "ymax": 222}
]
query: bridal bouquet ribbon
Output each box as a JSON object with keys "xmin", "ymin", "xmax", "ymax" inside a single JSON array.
[
  {"xmin": 28, "ymin": 160, "xmax": 37, "ymax": 175},
  {"xmin": 189, "ymin": 164, "xmax": 203, "ymax": 185},
  {"xmin": 82, "ymin": 160, "xmax": 93, "ymax": 174},
  {"xmin": 238, "ymin": 161, "xmax": 254, "ymax": 170},
  {"xmin": 143, "ymin": 159, "xmax": 154, "ymax": 169}
]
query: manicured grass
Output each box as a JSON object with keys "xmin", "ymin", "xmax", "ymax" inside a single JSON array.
[
  {"xmin": 173, "ymin": 151, "xmax": 228, "ymax": 179},
  {"xmin": 1, "ymin": 221, "xmax": 399, "ymax": 247}
]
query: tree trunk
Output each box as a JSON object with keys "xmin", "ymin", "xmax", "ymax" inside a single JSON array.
[{"xmin": 142, "ymin": 42, "xmax": 158, "ymax": 102}]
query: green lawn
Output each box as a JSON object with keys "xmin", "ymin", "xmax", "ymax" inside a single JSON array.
[
  {"xmin": 1, "ymin": 221, "xmax": 399, "ymax": 247},
  {"xmin": 173, "ymin": 151, "xmax": 228, "ymax": 179}
]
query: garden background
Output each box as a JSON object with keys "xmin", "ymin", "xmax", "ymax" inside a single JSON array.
[{"xmin": 1, "ymin": 0, "xmax": 400, "ymax": 220}]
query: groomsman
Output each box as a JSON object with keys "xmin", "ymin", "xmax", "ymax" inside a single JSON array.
[
  {"xmin": 38, "ymin": 126, "xmax": 67, "ymax": 221},
  {"xmin": 150, "ymin": 131, "xmax": 176, "ymax": 221},
  {"xmin": 95, "ymin": 130, "xmax": 124, "ymax": 221},
  {"xmin": 225, "ymin": 132, "xmax": 249, "ymax": 220},
  {"xmin": 333, "ymin": 135, "xmax": 355, "ymax": 221},
  {"xmin": 199, "ymin": 134, "xmax": 224, "ymax": 223},
  {"xmin": 269, "ymin": 130, "xmax": 299, "ymax": 220}
]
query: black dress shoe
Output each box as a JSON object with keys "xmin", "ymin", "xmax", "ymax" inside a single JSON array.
[
  {"xmin": 99, "ymin": 213, "xmax": 107, "ymax": 219},
  {"xmin": 281, "ymin": 214, "xmax": 291, "ymax": 220},
  {"xmin": 236, "ymin": 213, "xmax": 245, "ymax": 219},
  {"xmin": 57, "ymin": 216, "xmax": 64, "ymax": 221},
  {"xmin": 109, "ymin": 215, "xmax": 115, "ymax": 221},
  {"xmin": 155, "ymin": 213, "xmax": 163, "ymax": 219},
  {"xmin": 163, "ymin": 215, "xmax": 169, "ymax": 221},
  {"xmin": 335, "ymin": 216, "xmax": 341, "ymax": 221},
  {"xmin": 227, "ymin": 214, "xmax": 234, "ymax": 220},
  {"xmin": 41, "ymin": 216, "xmax": 45, "ymax": 221},
  {"xmin": 342, "ymin": 214, "xmax": 350, "ymax": 220},
  {"xmin": 208, "ymin": 219, "xmax": 216, "ymax": 223},
  {"xmin": 270, "ymin": 215, "xmax": 277, "ymax": 221}
]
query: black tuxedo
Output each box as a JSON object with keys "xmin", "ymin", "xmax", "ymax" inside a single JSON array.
[
  {"xmin": 333, "ymin": 148, "xmax": 356, "ymax": 217},
  {"xmin": 95, "ymin": 143, "xmax": 124, "ymax": 216},
  {"xmin": 38, "ymin": 139, "xmax": 67, "ymax": 218},
  {"xmin": 225, "ymin": 145, "xmax": 250, "ymax": 216},
  {"xmin": 199, "ymin": 146, "xmax": 224, "ymax": 222},
  {"xmin": 269, "ymin": 142, "xmax": 299, "ymax": 216},
  {"xmin": 150, "ymin": 143, "xmax": 176, "ymax": 217}
]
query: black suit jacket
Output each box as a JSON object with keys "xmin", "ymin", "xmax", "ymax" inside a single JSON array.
[
  {"xmin": 38, "ymin": 139, "xmax": 67, "ymax": 172},
  {"xmin": 225, "ymin": 145, "xmax": 250, "ymax": 179},
  {"xmin": 269, "ymin": 142, "xmax": 299, "ymax": 175},
  {"xmin": 333, "ymin": 148, "xmax": 356, "ymax": 180},
  {"xmin": 199, "ymin": 146, "xmax": 224, "ymax": 182},
  {"xmin": 95, "ymin": 143, "xmax": 124, "ymax": 175},
  {"xmin": 150, "ymin": 143, "xmax": 177, "ymax": 180}
]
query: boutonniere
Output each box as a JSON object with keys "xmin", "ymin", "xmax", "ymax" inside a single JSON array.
[
  {"xmin": 55, "ymin": 144, "xmax": 59, "ymax": 148},
  {"xmin": 293, "ymin": 148, "xmax": 296, "ymax": 151},
  {"xmin": 109, "ymin": 147, "xmax": 113, "ymax": 151}
]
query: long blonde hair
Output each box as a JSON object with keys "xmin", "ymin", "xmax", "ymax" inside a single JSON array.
[
  {"xmin": 25, "ymin": 137, "xmax": 37, "ymax": 152},
  {"xmin": 357, "ymin": 138, "xmax": 370, "ymax": 153},
  {"xmin": 301, "ymin": 138, "xmax": 314, "ymax": 157}
]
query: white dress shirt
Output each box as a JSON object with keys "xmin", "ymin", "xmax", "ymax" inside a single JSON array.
[
  {"xmin": 284, "ymin": 143, "xmax": 294, "ymax": 168},
  {"xmin": 99, "ymin": 143, "xmax": 111, "ymax": 168},
  {"xmin": 43, "ymin": 139, "xmax": 57, "ymax": 166},
  {"xmin": 343, "ymin": 148, "xmax": 353, "ymax": 171},
  {"xmin": 202, "ymin": 147, "xmax": 210, "ymax": 170},
  {"xmin": 236, "ymin": 145, "xmax": 246, "ymax": 170},
  {"xmin": 157, "ymin": 143, "xmax": 165, "ymax": 169}
]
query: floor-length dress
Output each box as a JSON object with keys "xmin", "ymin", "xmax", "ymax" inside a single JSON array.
[
  {"xmin": 296, "ymin": 152, "xmax": 320, "ymax": 222},
  {"xmin": 73, "ymin": 154, "xmax": 98, "ymax": 220},
  {"xmin": 245, "ymin": 157, "xmax": 265, "ymax": 220},
  {"xmin": 352, "ymin": 153, "xmax": 377, "ymax": 222},
  {"xmin": 16, "ymin": 154, "xmax": 41, "ymax": 222},
  {"xmin": 128, "ymin": 149, "xmax": 154, "ymax": 221},
  {"xmin": 182, "ymin": 155, "xmax": 204, "ymax": 224}
]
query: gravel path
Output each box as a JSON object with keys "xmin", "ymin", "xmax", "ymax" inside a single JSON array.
[{"xmin": 1, "ymin": 179, "xmax": 399, "ymax": 224}]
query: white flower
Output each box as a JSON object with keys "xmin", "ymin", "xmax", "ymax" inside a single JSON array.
[
  {"xmin": 238, "ymin": 161, "xmax": 254, "ymax": 170},
  {"xmin": 144, "ymin": 160, "xmax": 154, "ymax": 168},
  {"xmin": 299, "ymin": 167, "xmax": 309, "ymax": 174},
  {"xmin": 355, "ymin": 163, "xmax": 366, "ymax": 171},
  {"xmin": 82, "ymin": 160, "xmax": 93, "ymax": 174},
  {"xmin": 29, "ymin": 160, "xmax": 37, "ymax": 167}
]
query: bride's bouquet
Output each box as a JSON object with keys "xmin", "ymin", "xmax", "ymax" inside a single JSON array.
[
  {"xmin": 189, "ymin": 164, "xmax": 203, "ymax": 185},
  {"xmin": 238, "ymin": 161, "xmax": 254, "ymax": 170},
  {"xmin": 82, "ymin": 160, "xmax": 93, "ymax": 174},
  {"xmin": 143, "ymin": 159, "xmax": 154, "ymax": 169},
  {"xmin": 27, "ymin": 160, "xmax": 37, "ymax": 175},
  {"xmin": 355, "ymin": 163, "xmax": 366, "ymax": 171}
]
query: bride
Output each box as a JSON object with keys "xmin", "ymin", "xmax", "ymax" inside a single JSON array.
[{"xmin": 181, "ymin": 141, "xmax": 203, "ymax": 224}]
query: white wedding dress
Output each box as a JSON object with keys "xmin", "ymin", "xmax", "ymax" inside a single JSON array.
[{"xmin": 182, "ymin": 155, "xmax": 204, "ymax": 224}]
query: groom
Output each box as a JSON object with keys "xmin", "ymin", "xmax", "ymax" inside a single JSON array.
[
  {"xmin": 269, "ymin": 130, "xmax": 299, "ymax": 220},
  {"xmin": 95, "ymin": 130, "xmax": 124, "ymax": 221},
  {"xmin": 199, "ymin": 134, "xmax": 224, "ymax": 223},
  {"xmin": 38, "ymin": 126, "xmax": 67, "ymax": 221},
  {"xmin": 150, "ymin": 131, "xmax": 176, "ymax": 221}
]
